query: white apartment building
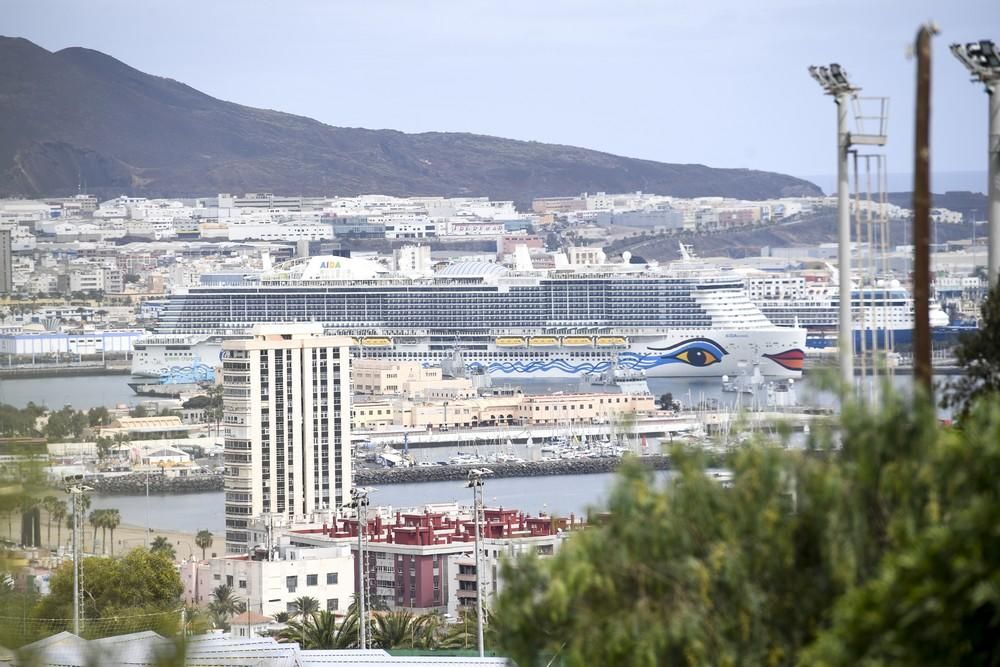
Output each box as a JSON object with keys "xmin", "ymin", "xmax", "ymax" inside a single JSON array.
[
  {"xmin": 209, "ymin": 542, "xmax": 354, "ymax": 617},
  {"xmin": 393, "ymin": 245, "xmax": 432, "ymax": 275},
  {"xmin": 222, "ymin": 324, "xmax": 353, "ymax": 554}
]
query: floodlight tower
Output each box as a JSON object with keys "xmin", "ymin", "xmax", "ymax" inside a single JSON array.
[
  {"xmin": 467, "ymin": 468, "xmax": 493, "ymax": 658},
  {"xmin": 65, "ymin": 475, "xmax": 92, "ymax": 636},
  {"xmin": 951, "ymin": 40, "xmax": 1000, "ymax": 286},
  {"xmin": 349, "ymin": 486, "xmax": 374, "ymax": 650},
  {"xmin": 809, "ymin": 64, "xmax": 860, "ymax": 390}
]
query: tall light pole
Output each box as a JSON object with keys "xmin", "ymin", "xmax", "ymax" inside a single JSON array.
[
  {"xmin": 809, "ymin": 64, "xmax": 887, "ymax": 391},
  {"xmin": 467, "ymin": 468, "xmax": 493, "ymax": 658},
  {"xmin": 64, "ymin": 476, "xmax": 92, "ymax": 636},
  {"xmin": 810, "ymin": 64, "xmax": 859, "ymax": 390},
  {"xmin": 951, "ymin": 39, "xmax": 1000, "ymax": 286},
  {"xmin": 349, "ymin": 486, "xmax": 374, "ymax": 650}
]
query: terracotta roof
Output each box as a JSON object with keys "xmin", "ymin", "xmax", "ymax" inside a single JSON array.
[{"xmin": 230, "ymin": 611, "xmax": 274, "ymax": 625}]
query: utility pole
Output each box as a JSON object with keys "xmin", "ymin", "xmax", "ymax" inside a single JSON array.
[
  {"xmin": 914, "ymin": 24, "xmax": 938, "ymax": 394},
  {"xmin": 950, "ymin": 39, "xmax": 1000, "ymax": 286},
  {"xmin": 467, "ymin": 468, "xmax": 493, "ymax": 658}
]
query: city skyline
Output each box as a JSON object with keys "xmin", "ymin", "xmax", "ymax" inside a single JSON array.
[{"xmin": 4, "ymin": 0, "xmax": 998, "ymax": 189}]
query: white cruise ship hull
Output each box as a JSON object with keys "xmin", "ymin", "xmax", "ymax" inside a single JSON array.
[
  {"xmin": 471, "ymin": 328, "xmax": 805, "ymax": 379},
  {"xmin": 131, "ymin": 327, "xmax": 806, "ymax": 381}
]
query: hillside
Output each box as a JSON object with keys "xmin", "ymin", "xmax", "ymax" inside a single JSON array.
[
  {"xmin": 0, "ymin": 36, "xmax": 821, "ymax": 204},
  {"xmin": 609, "ymin": 214, "xmax": 976, "ymax": 262}
]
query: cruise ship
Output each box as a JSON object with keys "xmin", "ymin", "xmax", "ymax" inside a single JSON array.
[
  {"xmin": 132, "ymin": 252, "xmax": 807, "ymax": 381},
  {"xmin": 746, "ymin": 272, "xmax": 950, "ymax": 348}
]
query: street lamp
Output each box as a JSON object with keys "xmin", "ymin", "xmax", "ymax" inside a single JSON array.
[
  {"xmin": 809, "ymin": 64, "xmax": 861, "ymax": 390},
  {"xmin": 347, "ymin": 486, "xmax": 375, "ymax": 650},
  {"xmin": 466, "ymin": 468, "xmax": 493, "ymax": 658},
  {"xmin": 64, "ymin": 475, "xmax": 92, "ymax": 636},
  {"xmin": 950, "ymin": 40, "xmax": 1000, "ymax": 286}
]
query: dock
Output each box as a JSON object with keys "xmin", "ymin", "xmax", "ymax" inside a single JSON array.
[{"xmin": 0, "ymin": 360, "xmax": 132, "ymax": 379}]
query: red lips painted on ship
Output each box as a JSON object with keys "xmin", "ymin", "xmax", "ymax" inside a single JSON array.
[{"xmin": 763, "ymin": 349, "xmax": 805, "ymax": 371}]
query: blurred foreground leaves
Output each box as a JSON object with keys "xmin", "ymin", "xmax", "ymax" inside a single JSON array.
[{"xmin": 494, "ymin": 390, "xmax": 1000, "ymax": 666}]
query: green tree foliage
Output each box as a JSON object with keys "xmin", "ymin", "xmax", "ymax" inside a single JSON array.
[
  {"xmin": 33, "ymin": 548, "xmax": 183, "ymax": 638},
  {"xmin": 149, "ymin": 535, "xmax": 176, "ymax": 561},
  {"xmin": 0, "ymin": 403, "xmax": 43, "ymax": 437},
  {"xmin": 493, "ymin": 391, "xmax": 1000, "ymax": 666},
  {"xmin": 803, "ymin": 396, "xmax": 1000, "ymax": 665},
  {"xmin": 42, "ymin": 407, "xmax": 88, "ymax": 442},
  {"xmin": 944, "ymin": 281, "xmax": 1000, "ymax": 417},
  {"xmin": 94, "ymin": 436, "xmax": 114, "ymax": 462},
  {"xmin": 181, "ymin": 395, "xmax": 211, "ymax": 410},
  {"xmin": 86, "ymin": 406, "xmax": 111, "ymax": 427}
]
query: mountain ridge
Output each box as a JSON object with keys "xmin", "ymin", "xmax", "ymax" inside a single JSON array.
[{"xmin": 0, "ymin": 36, "xmax": 822, "ymax": 204}]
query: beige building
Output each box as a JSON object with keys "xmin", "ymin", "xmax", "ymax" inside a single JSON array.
[
  {"xmin": 351, "ymin": 399, "xmax": 397, "ymax": 429},
  {"xmin": 352, "ymin": 391, "xmax": 654, "ymax": 432},
  {"xmin": 519, "ymin": 393, "xmax": 654, "ymax": 425},
  {"xmin": 352, "ymin": 359, "xmax": 475, "ymax": 400},
  {"xmin": 221, "ymin": 324, "xmax": 353, "ymax": 554}
]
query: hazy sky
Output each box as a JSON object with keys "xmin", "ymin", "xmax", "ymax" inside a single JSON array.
[{"xmin": 5, "ymin": 0, "xmax": 999, "ymax": 189}]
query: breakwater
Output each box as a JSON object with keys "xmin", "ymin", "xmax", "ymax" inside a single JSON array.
[
  {"xmin": 90, "ymin": 473, "xmax": 223, "ymax": 495},
  {"xmin": 0, "ymin": 364, "xmax": 131, "ymax": 379},
  {"xmin": 88, "ymin": 456, "xmax": 710, "ymax": 493},
  {"xmin": 354, "ymin": 455, "xmax": 674, "ymax": 485}
]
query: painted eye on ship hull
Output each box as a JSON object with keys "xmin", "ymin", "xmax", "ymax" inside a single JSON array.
[{"xmin": 648, "ymin": 338, "xmax": 727, "ymax": 367}]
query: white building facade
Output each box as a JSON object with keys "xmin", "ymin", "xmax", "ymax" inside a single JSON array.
[
  {"xmin": 210, "ymin": 542, "xmax": 354, "ymax": 617},
  {"xmin": 222, "ymin": 324, "xmax": 353, "ymax": 554}
]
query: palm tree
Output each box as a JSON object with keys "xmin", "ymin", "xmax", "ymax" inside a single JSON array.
[
  {"xmin": 19, "ymin": 495, "xmax": 40, "ymax": 547},
  {"xmin": 104, "ymin": 509, "xmax": 120, "ymax": 556},
  {"xmin": 194, "ymin": 529, "xmax": 213, "ymax": 560},
  {"xmin": 439, "ymin": 607, "xmax": 496, "ymax": 650},
  {"xmin": 76, "ymin": 493, "xmax": 91, "ymax": 538},
  {"xmin": 290, "ymin": 596, "xmax": 321, "ymax": 620},
  {"xmin": 51, "ymin": 499, "xmax": 67, "ymax": 549},
  {"xmin": 97, "ymin": 510, "xmax": 111, "ymax": 554},
  {"xmin": 150, "ymin": 535, "xmax": 176, "ymax": 560},
  {"xmin": 372, "ymin": 609, "xmax": 437, "ymax": 649},
  {"xmin": 208, "ymin": 584, "xmax": 245, "ymax": 630},
  {"xmin": 88, "ymin": 510, "xmax": 103, "ymax": 553},
  {"xmin": 42, "ymin": 496, "xmax": 60, "ymax": 546},
  {"xmin": 2, "ymin": 497, "xmax": 14, "ymax": 539},
  {"xmin": 112, "ymin": 432, "xmax": 130, "ymax": 459},
  {"xmin": 277, "ymin": 610, "xmax": 358, "ymax": 650}
]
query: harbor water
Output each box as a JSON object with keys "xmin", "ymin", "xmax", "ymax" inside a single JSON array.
[
  {"xmin": 7, "ymin": 371, "xmax": 960, "ymax": 537},
  {"xmin": 87, "ymin": 471, "xmax": 669, "ymax": 535}
]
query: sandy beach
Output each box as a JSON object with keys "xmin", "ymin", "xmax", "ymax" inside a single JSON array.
[{"xmin": 6, "ymin": 510, "xmax": 218, "ymax": 562}]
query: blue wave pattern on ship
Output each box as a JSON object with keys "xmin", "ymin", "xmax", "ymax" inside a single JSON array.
[
  {"xmin": 471, "ymin": 339, "xmax": 729, "ymax": 374},
  {"xmin": 474, "ymin": 359, "xmax": 615, "ymax": 374},
  {"xmin": 158, "ymin": 363, "xmax": 216, "ymax": 384}
]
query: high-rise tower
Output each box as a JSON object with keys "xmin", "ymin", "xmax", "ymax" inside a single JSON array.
[
  {"xmin": 0, "ymin": 229, "xmax": 12, "ymax": 295},
  {"xmin": 222, "ymin": 324, "xmax": 352, "ymax": 554}
]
